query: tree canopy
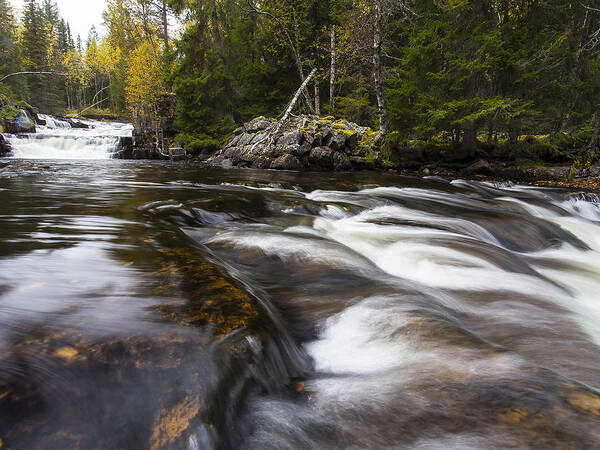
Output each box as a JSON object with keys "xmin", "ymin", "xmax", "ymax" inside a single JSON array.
[{"xmin": 3, "ymin": 0, "xmax": 600, "ymax": 158}]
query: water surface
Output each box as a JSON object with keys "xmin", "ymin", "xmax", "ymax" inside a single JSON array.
[{"xmin": 1, "ymin": 160, "xmax": 600, "ymax": 449}]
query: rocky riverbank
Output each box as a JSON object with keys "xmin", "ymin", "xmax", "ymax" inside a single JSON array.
[
  {"xmin": 204, "ymin": 115, "xmax": 600, "ymax": 189},
  {"xmin": 209, "ymin": 115, "xmax": 379, "ymax": 171}
]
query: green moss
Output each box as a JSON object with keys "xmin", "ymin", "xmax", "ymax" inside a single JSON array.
[
  {"xmin": 15, "ymin": 101, "xmax": 33, "ymax": 110},
  {"xmin": 0, "ymin": 105, "xmax": 20, "ymax": 121},
  {"xmin": 338, "ymin": 128, "xmax": 358, "ymax": 137},
  {"xmin": 175, "ymin": 132, "xmax": 220, "ymax": 154}
]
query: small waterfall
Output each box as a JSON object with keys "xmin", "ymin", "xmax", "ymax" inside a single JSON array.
[{"xmin": 1, "ymin": 114, "xmax": 133, "ymax": 160}]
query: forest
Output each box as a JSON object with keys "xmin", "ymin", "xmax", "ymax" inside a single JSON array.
[{"xmin": 3, "ymin": 0, "xmax": 600, "ymax": 164}]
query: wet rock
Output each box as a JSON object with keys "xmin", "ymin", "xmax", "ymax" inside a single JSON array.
[
  {"xmin": 252, "ymin": 156, "xmax": 272, "ymax": 169},
  {"xmin": 309, "ymin": 147, "xmax": 334, "ymax": 168},
  {"xmin": 67, "ymin": 118, "xmax": 90, "ymax": 129},
  {"xmin": 0, "ymin": 134, "xmax": 10, "ymax": 156},
  {"xmin": 333, "ymin": 151, "xmax": 351, "ymax": 171},
  {"xmin": 150, "ymin": 396, "xmax": 201, "ymax": 450},
  {"xmin": 271, "ymin": 154, "xmax": 304, "ymax": 171},
  {"xmin": 464, "ymin": 159, "xmax": 493, "ymax": 175}
]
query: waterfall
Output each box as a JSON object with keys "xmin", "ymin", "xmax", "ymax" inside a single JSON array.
[{"xmin": 1, "ymin": 114, "xmax": 133, "ymax": 160}]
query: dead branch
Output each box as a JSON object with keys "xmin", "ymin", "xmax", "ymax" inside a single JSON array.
[{"xmin": 0, "ymin": 71, "xmax": 69, "ymax": 83}]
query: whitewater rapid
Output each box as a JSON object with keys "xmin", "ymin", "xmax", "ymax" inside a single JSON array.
[
  {"xmin": 2, "ymin": 163, "xmax": 600, "ymax": 448},
  {"xmin": 2, "ymin": 114, "xmax": 133, "ymax": 159}
]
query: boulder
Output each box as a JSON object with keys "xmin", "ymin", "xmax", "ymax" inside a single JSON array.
[
  {"xmin": 464, "ymin": 159, "xmax": 493, "ymax": 175},
  {"xmin": 278, "ymin": 129, "xmax": 304, "ymax": 146},
  {"xmin": 304, "ymin": 132, "xmax": 322, "ymax": 148},
  {"xmin": 345, "ymin": 132, "xmax": 359, "ymax": 150},
  {"xmin": 2, "ymin": 109, "xmax": 36, "ymax": 134},
  {"xmin": 309, "ymin": 147, "xmax": 334, "ymax": 168},
  {"xmin": 211, "ymin": 115, "xmax": 375, "ymax": 171},
  {"xmin": 288, "ymin": 142, "xmax": 312, "ymax": 158},
  {"xmin": 333, "ymin": 152, "xmax": 351, "ymax": 171},
  {"xmin": 67, "ymin": 118, "xmax": 90, "ymax": 129},
  {"xmin": 252, "ymin": 156, "xmax": 273, "ymax": 169},
  {"xmin": 245, "ymin": 117, "xmax": 273, "ymax": 133},
  {"xmin": 227, "ymin": 133, "xmax": 244, "ymax": 148},
  {"xmin": 321, "ymin": 127, "xmax": 333, "ymax": 145},
  {"xmin": 327, "ymin": 131, "xmax": 347, "ymax": 151},
  {"xmin": 0, "ymin": 134, "xmax": 11, "ymax": 156},
  {"xmin": 237, "ymin": 133, "xmax": 254, "ymax": 146},
  {"xmin": 249, "ymin": 132, "xmax": 269, "ymax": 145},
  {"xmin": 270, "ymin": 154, "xmax": 305, "ymax": 171}
]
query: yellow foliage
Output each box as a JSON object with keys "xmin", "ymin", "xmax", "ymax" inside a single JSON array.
[{"xmin": 125, "ymin": 41, "xmax": 164, "ymax": 119}]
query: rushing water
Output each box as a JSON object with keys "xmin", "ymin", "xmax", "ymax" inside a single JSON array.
[
  {"xmin": 1, "ymin": 156, "xmax": 600, "ymax": 448},
  {"xmin": 2, "ymin": 115, "xmax": 133, "ymax": 159}
]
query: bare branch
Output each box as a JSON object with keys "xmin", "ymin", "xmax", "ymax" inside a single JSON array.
[
  {"xmin": 0, "ymin": 71, "xmax": 69, "ymax": 83},
  {"xmin": 235, "ymin": 0, "xmax": 314, "ymax": 112}
]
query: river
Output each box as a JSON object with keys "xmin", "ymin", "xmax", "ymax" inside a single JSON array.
[{"xmin": 1, "ymin": 122, "xmax": 600, "ymax": 449}]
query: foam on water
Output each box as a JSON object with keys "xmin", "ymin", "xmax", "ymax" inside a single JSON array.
[
  {"xmin": 201, "ymin": 180, "xmax": 600, "ymax": 447},
  {"xmin": 2, "ymin": 115, "xmax": 133, "ymax": 159}
]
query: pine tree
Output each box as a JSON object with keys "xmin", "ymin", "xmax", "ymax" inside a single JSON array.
[{"xmin": 21, "ymin": 0, "xmax": 51, "ymax": 110}]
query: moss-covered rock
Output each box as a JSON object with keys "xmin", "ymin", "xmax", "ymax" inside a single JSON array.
[
  {"xmin": 0, "ymin": 107, "xmax": 35, "ymax": 133},
  {"xmin": 210, "ymin": 115, "xmax": 376, "ymax": 171}
]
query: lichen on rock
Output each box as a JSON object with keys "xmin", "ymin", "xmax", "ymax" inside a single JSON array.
[{"xmin": 209, "ymin": 115, "xmax": 376, "ymax": 171}]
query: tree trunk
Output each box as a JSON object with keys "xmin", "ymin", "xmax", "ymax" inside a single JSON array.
[
  {"xmin": 372, "ymin": 0, "xmax": 389, "ymax": 148},
  {"xmin": 314, "ymin": 78, "xmax": 320, "ymax": 116},
  {"xmin": 462, "ymin": 124, "xmax": 479, "ymax": 149},
  {"xmin": 330, "ymin": 27, "xmax": 336, "ymax": 111},
  {"xmin": 162, "ymin": 0, "xmax": 169, "ymax": 48},
  {"xmin": 588, "ymin": 108, "xmax": 600, "ymax": 152},
  {"xmin": 244, "ymin": 4, "xmax": 314, "ymax": 113},
  {"xmin": 460, "ymin": 122, "xmax": 480, "ymax": 159}
]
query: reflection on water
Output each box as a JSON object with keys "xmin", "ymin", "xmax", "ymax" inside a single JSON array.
[{"xmin": 1, "ymin": 160, "xmax": 600, "ymax": 449}]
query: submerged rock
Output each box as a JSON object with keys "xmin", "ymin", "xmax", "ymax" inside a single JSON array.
[{"xmin": 210, "ymin": 115, "xmax": 377, "ymax": 171}]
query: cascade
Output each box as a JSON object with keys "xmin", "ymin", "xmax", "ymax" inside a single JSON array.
[{"xmin": 1, "ymin": 114, "xmax": 133, "ymax": 160}]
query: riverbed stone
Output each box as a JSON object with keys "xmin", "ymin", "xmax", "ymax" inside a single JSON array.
[
  {"xmin": 464, "ymin": 159, "xmax": 493, "ymax": 175},
  {"xmin": 333, "ymin": 151, "xmax": 351, "ymax": 171},
  {"xmin": 252, "ymin": 156, "xmax": 272, "ymax": 169},
  {"xmin": 309, "ymin": 147, "xmax": 334, "ymax": 168},
  {"xmin": 271, "ymin": 154, "xmax": 304, "ymax": 171}
]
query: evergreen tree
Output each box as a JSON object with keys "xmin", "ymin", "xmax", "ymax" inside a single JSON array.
[
  {"xmin": 21, "ymin": 0, "xmax": 51, "ymax": 110},
  {"xmin": 0, "ymin": 0, "xmax": 22, "ymax": 96}
]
